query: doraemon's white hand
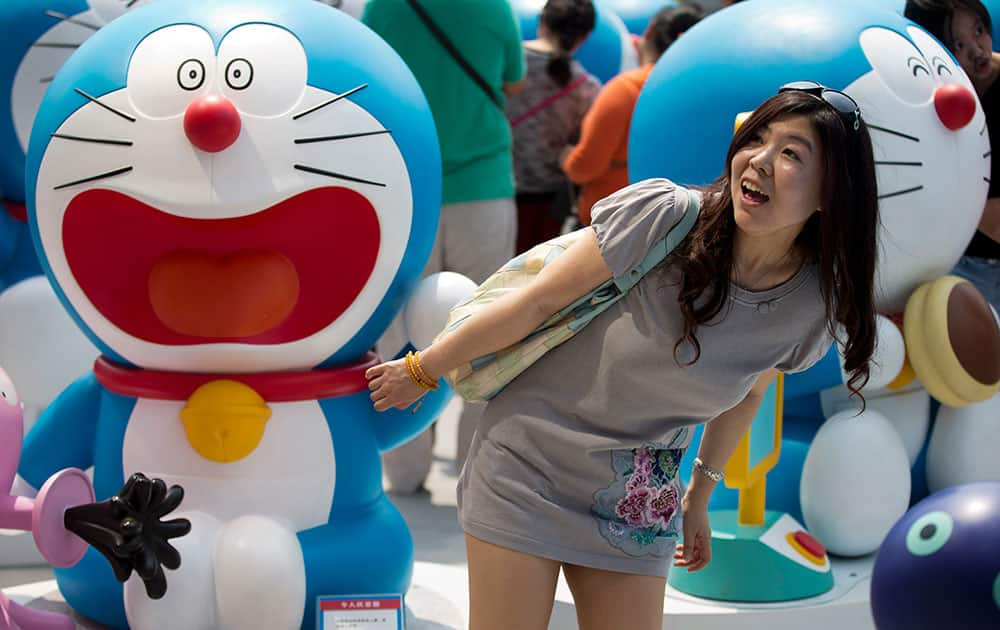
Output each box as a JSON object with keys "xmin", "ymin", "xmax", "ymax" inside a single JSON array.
[{"xmin": 402, "ymin": 272, "xmax": 477, "ymax": 350}]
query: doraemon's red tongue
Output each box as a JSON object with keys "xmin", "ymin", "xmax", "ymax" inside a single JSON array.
[
  {"xmin": 148, "ymin": 250, "xmax": 300, "ymax": 338},
  {"xmin": 63, "ymin": 187, "xmax": 380, "ymax": 345}
]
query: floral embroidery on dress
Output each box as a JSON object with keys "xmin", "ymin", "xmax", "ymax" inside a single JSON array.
[{"xmin": 592, "ymin": 428, "xmax": 689, "ymax": 557}]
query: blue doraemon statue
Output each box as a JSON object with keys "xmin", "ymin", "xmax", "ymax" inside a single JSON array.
[
  {"xmin": 513, "ymin": 0, "xmax": 638, "ymax": 83},
  {"xmin": 631, "ymin": 0, "xmax": 1000, "ymax": 560},
  {"xmin": 18, "ymin": 1, "xmax": 450, "ymax": 628},
  {"xmin": 0, "ymin": 1, "xmax": 152, "ymax": 290}
]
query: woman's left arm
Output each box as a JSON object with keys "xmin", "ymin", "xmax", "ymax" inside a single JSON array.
[{"xmin": 674, "ymin": 368, "xmax": 779, "ymax": 572}]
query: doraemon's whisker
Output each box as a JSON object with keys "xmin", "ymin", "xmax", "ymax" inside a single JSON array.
[
  {"xmin": 125, "ymin": 0, "xmax": 141, "ymax": 7},
  {"xmin": 52, "ymin": 133, "xmax": 133, "ymax": 147},
  {"xmin": 292, "ymin": 84, "xmax": 368, "ymax": 121},
  {"xmin": 44, "ymin": 10, "xmax": 100, "ymax": 31},
  {"xmin": 294, "ymin": 164, "xmax": 386, "ymax": 187},
  {"xmin": 32, "ymin": 42, "xmax": 82, "ymax": 49},
  {"xmin": 877, "ymin": 185, "xmax": 923, "ymax": 200},
  {"xmin": 74, "ymin": 88, "xmax": 137, "ymax": 123},
  {"xmin": 39, "ymin": 76, "xmax": 54, "ymax": 84},
  {"xmin": 981, "ymin": 122, "xmax": 987, "ymax": 136},
  {"xmin": 985, "ymin": 177, "xmax": 991, "ymax": 185},
  {"xmin": 294, "ymin": 130, "xmax": 391, "ymax": 145},
  {"xmin": 867, "ymin": 124, "xmax": 920, "ymax": 143},
  {"xmin": 984, "ymin": 150, "xmax": 991, "ymax": 159},
  {"xmin": 53, "ymin": 166, "xmax": 133, "ymax": 191},
  {"xmin": 875, "ymin": 161, "xmax": 922, "ymax": 167}
]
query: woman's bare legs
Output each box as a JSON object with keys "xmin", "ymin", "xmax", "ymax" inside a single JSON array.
[
  {"xmin": 562, "ymin": 563, "xmax": 667, "ymax": 630},
  {"xmin": 465, "ymin": 534, "xmax": 561, "ymax": 630}
]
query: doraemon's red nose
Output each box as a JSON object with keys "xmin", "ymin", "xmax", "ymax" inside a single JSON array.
[
  {"xmin": 934, "ymin": 84, "xmax": 977, "ymax": 131},
  {"xmin": 184, "ymin": 96, "xmax": 242, "ymax": 153}
]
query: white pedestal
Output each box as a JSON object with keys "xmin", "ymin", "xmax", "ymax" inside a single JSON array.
[{"xmin": 3, "ymin": 555, "xmax": 874, "ymax": 630}]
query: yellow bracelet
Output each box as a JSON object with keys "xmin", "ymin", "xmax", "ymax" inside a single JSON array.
[
  {"xmin": 412, "ymin": 351, "xmax": 439, "ymax": 390},
  {"xmin": 405, "ymin": 352, "xmax": 438, "ymax": 391},
  {"xmin": 408, "ymin": 352, "xmax": 438, "ymax": 390},
  {"xmin": 403, "ymin": 352, "xmax": 425, "ymax": 388}
]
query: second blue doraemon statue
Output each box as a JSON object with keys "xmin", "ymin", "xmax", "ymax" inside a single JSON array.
[{"xmin": 18, "ymin": 1, "xmax": 449, "ymax": 628}]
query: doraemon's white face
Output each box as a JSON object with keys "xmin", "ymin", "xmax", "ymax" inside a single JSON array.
[
  {"xmin": 33, "ymin": 24, "xmax": 414, "ymax": 373},
  {"xmin": 849, "ymin": 26, "xmax": 990, "ymax": 313},
  {"xmin": 11, "ymin": 1, "xmax": 153, "ymax": 152}
]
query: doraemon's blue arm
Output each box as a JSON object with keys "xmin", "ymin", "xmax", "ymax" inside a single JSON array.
[
  {"xmin": 18, "ymin": 372, "xmax": 102, "ymax": 490},
  {"xmin": 372, "ymin": 383, "xmax": 452, "ymax": 452}
]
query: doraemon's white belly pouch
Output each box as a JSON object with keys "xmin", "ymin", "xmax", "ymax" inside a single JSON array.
[{"xmin": 122, "ymin": 398, "xmax": 335, "ymax": 528}]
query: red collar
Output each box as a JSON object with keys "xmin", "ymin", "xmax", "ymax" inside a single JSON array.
[
  {"xmin": 93, "ymin": 353, "xmax": 378, "ymax": 402},
  {"xmin": 3, "ymin": 201, "xmax": 27, "ymax": 223}
]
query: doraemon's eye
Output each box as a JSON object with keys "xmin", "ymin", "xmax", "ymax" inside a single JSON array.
[
  {"xmin": 217, "ymin": 25, "xmax": 307, "ymax": 117},
  {"xmin": 178, "ymin": 59, "xmax": 206, "ymax": 91},
  {"xmin": 905, "ymin": 510, "xmax": 953, "ymax": 556},
  {"xmin": 933, "ymin": 58, "xmax": 953, "ymax": 76},
  {"xmin": 908, "ymin": 26, "xmax": 977, "ymax": 93},
  {"xmin": 0, "ymin": 369, "xmax": 19, "ymax": 408},
  {"xmin": 225, "ymin": 59, "xmax": 253, "ymax": 91},
  {"xmin": 909, "ymin": 57, "xmax": 930, "ymax": 77},
  {"xmin": 860, "ymin": 28, "xmax": 937, "ymax": 105},
  {"xmin": 127, "ymin": 25, "xmax": 215, "ymax": 118}
]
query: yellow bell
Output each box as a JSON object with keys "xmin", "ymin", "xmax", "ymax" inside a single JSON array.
[{"xmin": 179, "ymin": 380, "xmax": 272, "ymax": 463}]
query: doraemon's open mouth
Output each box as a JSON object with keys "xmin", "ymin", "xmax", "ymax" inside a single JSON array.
[{"xmin": 62, "ymin": 187, "xmax": 380, "ymax": 345}]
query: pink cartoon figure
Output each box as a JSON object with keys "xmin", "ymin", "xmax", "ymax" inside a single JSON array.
[{"xmin": 0, "ymin": 367, "xmax": 190, "ymax": 629}]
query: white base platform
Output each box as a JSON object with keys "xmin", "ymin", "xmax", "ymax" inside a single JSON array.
[{"xmin": 3, "ymin": 554, "xmax": 875, "ymax": 630}]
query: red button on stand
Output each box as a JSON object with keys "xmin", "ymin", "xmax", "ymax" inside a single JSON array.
[{"xmin": 793, "ymin": 530, "xmax": 826, "ymax": 558}]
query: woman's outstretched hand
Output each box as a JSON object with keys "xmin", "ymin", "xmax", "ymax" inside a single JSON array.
[
  {"xmin": 673, "ymin": 494, "xmax": 712, "ymax": 572},
  {"xmin": 365, "ymin": 358, "xmax": 428, "ymax": 412}
]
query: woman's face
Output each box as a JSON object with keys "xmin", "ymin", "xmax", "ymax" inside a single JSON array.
[
  {"xmin": 730, "ymin": 114, "xmax": 824, "ymax": 241},
  {"xmin": 950, "ymin": 8, "xmax": 994, "ymax": 86}
]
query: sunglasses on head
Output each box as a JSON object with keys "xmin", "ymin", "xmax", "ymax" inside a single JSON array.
[{"xmin": 778, "ymin": 80, "xmax": 862, "ymax": 132}]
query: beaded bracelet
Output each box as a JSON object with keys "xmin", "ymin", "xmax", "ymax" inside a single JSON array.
[
  {"xmin": 412, "ymin": 351, "xmax": 439, "ymax": 388},
  {"xmin": 405, "ymin": 351, "xmax": 438, "ymax": 391}
]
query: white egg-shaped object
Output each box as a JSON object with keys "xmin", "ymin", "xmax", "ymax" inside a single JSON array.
[{"xmin": 800, "ymin": 408, "xmax": 911, "ymax": 556}]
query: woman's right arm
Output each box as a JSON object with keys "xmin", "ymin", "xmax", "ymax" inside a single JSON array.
[{"xmin": 366, "ymin": 228, "xmax": 613, "ymax": 410}]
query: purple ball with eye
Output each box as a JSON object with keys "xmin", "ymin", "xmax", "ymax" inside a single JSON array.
[{"xmin": 871, "ymin": 481, "xmax": 1000, "ymax": 630}]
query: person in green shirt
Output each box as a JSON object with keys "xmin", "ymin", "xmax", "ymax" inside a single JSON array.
[{"xmin": 363, "ymin": 0, "xmax": 526, "ymax": 493}]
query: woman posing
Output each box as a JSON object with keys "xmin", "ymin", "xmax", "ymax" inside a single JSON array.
[{"xmin": 367, "ymin": 85, "xmax": 879, "ymax": 630}]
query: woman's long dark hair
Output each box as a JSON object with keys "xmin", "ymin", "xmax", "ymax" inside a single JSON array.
[
  {"xmin": 668, "ymin": 90, "xmax": 880, "ymax": 400},
  {"xmin": 539, "ymin": 0, "xmax": 596, "ymax": 86}
]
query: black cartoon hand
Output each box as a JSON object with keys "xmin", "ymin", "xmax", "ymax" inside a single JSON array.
[{"xmin": 64, "ymin": 473, "xmax": 191, "ymax": 599}]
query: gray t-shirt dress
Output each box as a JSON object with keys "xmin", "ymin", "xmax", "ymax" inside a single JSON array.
[{"xmin": 457, "ymin": 179, "xmax": 833, "ymax": 577}]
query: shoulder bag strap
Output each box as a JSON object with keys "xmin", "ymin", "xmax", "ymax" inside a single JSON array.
[
  {"xmin": 405, "ymin": 0, "xmax": 502, "ymax": 108},
  {"xmin": 510, "ymin": 74, "xmax": 589, "ymax": 128},
  {"xmin": 612, "ymin": 187, "xmax": 701, "ymax": 292}
]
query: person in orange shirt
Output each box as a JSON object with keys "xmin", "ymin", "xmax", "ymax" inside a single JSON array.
[{"xmin": 561, "ymin": 5, "xmax": 702, "ymax": 224}]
